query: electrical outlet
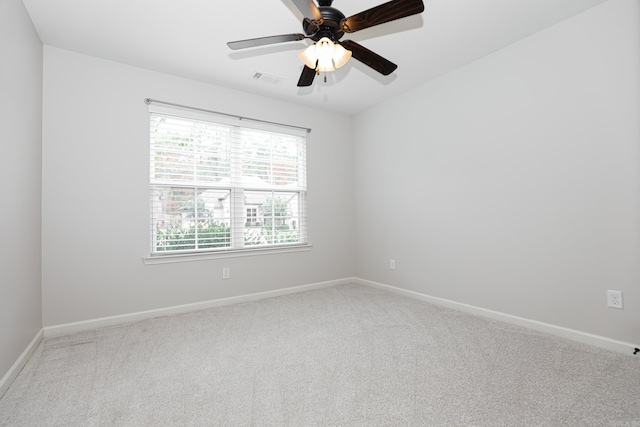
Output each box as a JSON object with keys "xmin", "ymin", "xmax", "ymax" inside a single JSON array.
[
  {"xmin": 389, "ymin": 259, "xmax": 395, "ymax": 270},
  {"xmin": 222, "ymin": 267, "xmax": 230, "ymax": 280},
  {"xmin": 607, "ymin": 290, "xmax": 623, "ymax": 309}
]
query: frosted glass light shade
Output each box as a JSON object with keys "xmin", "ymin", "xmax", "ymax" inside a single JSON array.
[
  {"xmin": 298, "ymin": 44, "xmax": 318, "ymax": 69},
  {"xmin": 298, "ymin": 37, "xmax": 352, "ymax": 73},
  {"xmin": 332, "ymin": 43, "xmax": 352, "ymax": 69}
]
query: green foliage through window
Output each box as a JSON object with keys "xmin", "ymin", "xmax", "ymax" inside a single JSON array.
[{"xmin": 155, "ymin": 222, "xmax": 231, "ymax": 252}]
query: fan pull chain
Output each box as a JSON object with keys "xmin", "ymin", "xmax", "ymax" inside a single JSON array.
[{"xmin": 314, "ymin": 67, "xmax": 327, "ymax": 83}]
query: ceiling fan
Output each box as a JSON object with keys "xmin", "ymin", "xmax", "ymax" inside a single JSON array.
[{"xmin": 227, "ymin": 0, "xmax": 425, "ymax": 87}]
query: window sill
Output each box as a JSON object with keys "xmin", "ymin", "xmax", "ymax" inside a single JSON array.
[{"xmin": 143, "ymin": 244, "xmax": 313, "ymax": 265}]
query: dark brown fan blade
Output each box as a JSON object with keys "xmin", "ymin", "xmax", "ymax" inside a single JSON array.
[
  {"xmin": 227, "ymin": 34, "xmax": 307, "ymax": 50},
  {"xmin": 297, "ymin": 65, "xmax": 317, "ymax": 86},
  {"xmin": 341, "ymin": 0, "xmax": 424, "ymax": 33},
  {"xmin": 291, "ymin": 0, "xmax": 323, "ymax": 23},
  {"xmin": 340, "ymin": 40, "xmax": 397, "ymax": 75}
]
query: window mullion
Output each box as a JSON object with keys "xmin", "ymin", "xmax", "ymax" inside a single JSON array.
[
  {"xmin": 230, "ymin": 127, "xmax": 244, "ymax": 248},
  {"xmin": 194, "ymin": 188, "xmax": 199, "ymax": 250}
]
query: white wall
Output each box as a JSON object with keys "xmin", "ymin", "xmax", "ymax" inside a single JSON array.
[
  {"xmin": 353, "ymin": 0, "xmax": 640, "ymax": 344},
  {"xmin": 42, "ymin": 47, "xmax": 354, "ymax": 326},
  {"xmin": 0, "ymin": 0, "xmax": 43, "ymax": 380}
]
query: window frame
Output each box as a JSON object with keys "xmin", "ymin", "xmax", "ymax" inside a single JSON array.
[{"xmin": 145, "ymin": 104, "xmax": 310, "ymax": 263}]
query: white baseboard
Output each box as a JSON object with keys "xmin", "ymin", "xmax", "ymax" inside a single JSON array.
[
  {"xmin": 44, "ymin": 278, "xmax": 353, "ymax": 337},
  {"xmin": 0, "ymin": 328, "xmax": 43, "ymax": 399},
  {"xmin": 39, "ymin": 276, "xmax": 639, "ymax": 355},
  {"xmin": 356, "ymin": 278, "xmax": 639, "ymax": 356}
]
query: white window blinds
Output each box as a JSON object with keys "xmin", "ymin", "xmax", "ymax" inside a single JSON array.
[{"xmin": 149, "ymin": 104, "xmax": 307, "ymax": 255}]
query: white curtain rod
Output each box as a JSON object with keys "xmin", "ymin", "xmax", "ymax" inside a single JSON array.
[{"xmin": 144, "ymin": 98, "xmax": 312, "ymax": 134}]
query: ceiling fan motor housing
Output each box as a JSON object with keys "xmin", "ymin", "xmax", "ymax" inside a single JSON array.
[{"xmin": 302, "ymin": 6, "xmax": 346, "ymax": 41}]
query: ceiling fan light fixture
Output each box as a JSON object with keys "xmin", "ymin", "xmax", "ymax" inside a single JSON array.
[
  {"xmin": 298, "ymin": 37, "xmax": 351, "ymax": 73},
  {"xmin": 228, "ymin": 0, "xmax": 425, "ymax": 87}
]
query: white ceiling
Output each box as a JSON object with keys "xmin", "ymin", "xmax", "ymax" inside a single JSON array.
[{"xmin": 23, "ymin": 0, "xmax": 609, "ymax": 115}]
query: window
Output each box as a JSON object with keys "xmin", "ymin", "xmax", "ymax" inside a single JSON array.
[
  {"xmin": 246, "ymin": 207, "xmax": 258, "ymax": 226},
  {"xmin": 149, "ymin": 104, "xmax": 307, "ymax": 256}
]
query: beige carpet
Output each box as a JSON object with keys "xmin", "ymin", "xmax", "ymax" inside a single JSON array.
[{"xmin": 1, "ymin": 283, "xmax": 639, "ymax": 426}]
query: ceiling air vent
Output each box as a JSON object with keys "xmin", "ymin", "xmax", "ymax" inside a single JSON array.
[{"xmin": 252, "ymin": 72, "xmax": 285, "ymax": 85}]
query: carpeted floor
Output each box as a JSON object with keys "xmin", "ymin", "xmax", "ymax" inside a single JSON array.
[{"xmin": 1, "ymin": 283, "xmax": 639, "ymax": 426}]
